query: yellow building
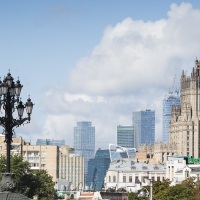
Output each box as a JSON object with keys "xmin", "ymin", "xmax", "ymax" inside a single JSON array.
[
  {"xmin": 59, "ymin": 145, "xmax": 84, "ymax": 189},
  {"xmin": 0, "ymin": 135, "xmax": 85, "ymax": 184},
  {"xmin": 0, "ymin": 135, "xmax": 59, "ymax": 182},
  {"xmin": 23, "ymin": 144, "xmax": 59, "ymax": 182},
  {"xmin": 138, "ymin": 142, "xmax": 177, "ymax": 164},
  {"xmin": 0, "ymin": 135, "xmax": 24, "ymax": 156}
]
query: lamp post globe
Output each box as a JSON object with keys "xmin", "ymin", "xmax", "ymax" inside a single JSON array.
[{"xmin": 0, "ymin": 71, "xmax": 33, "ymax": 173}]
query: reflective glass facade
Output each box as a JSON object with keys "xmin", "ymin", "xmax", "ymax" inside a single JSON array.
[
  {"xmin": 162, "ymin": 95, "xmax": 180, "ymax": 143},
  {"xmin": 132, "ymin": 110, "xmax": 155, "ymax": 149},
  {"xmin": 109, "ymin": 144, "xmax": 136, "ymax": 161},
  {"xmin": 86, "ymin": 149, "xmax": 110, "ymax": 191},
  {"xmin": 36, "ymin": 139, "xmax": 65, "ymax": 147},
  {"xmin": 117, "ymin": 125, "xmax": 134, "ymax": 148},
  {"xmin": 74, "ymin": 121, "xmax": 95, "ymax": 183}
]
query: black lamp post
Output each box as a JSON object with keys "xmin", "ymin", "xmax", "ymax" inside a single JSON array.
[{"xmin": 0, "ymin": 72, "xmax": 33, "ymax": 173}]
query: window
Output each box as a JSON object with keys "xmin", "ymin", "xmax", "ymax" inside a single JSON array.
[
  {"xmin": 142, "ymin": 166, "xmax": 148, "ymax": 170},
  {"xmin": 131, "ymin": 166, "xmax": 136, "ymax": 170},
  {"xmin": 154, "ymin": 166, "xmax": 159, "ymax": 170},
  {"xmin": 113, "ymin": 176, "xmax": 116, "ymax": 182},
  {"xmin": 129, "ymin": 176, "xmax": 132, "ymax": 182},
  {"xmin": 109, "ymin": 176, "xmax": 111, "ymax": 182},
  {"xmin": 135, "ymin": 176, "xmax": 139, "ymax": 183},
  {"xmin": 32, "ymin": 163, "xmax": 39, "ymax": 167},
  {"xmin": 41, "ymin": 157, "xmax": 46, "ymax": 162},
  {"xmin": 123, "ymin": 176, "xmax": 126, "ymax": 182},
  {"xmin": 157, "ymin": 177, "xmax": 160, "ymax": 181},
  {"xmin": 185, "ymin": 170, "xmax": 189, "ymax": 178}
]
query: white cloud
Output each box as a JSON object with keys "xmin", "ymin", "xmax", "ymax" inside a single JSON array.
[{"xmin": 41, "ymin": 3, "xmax": 200, "ymax": 149}]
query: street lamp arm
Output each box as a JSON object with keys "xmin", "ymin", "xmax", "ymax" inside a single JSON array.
[{"xmin": 11, "ymin": 118, "xmax": 30, "ymax": 128}]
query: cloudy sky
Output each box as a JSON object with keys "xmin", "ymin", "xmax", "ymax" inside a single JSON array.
[{"xmin": 1, "ymin": 0, "xmax": 200, "ymax": 149}]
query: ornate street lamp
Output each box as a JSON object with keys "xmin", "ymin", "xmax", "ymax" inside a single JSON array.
[
  {"xmin": 138, "ymin": 179, "xmax": 153, "ymax": 200},
  {"xmin": 0, "ymin": 72, "xmax": 33, "ymax": 173}
]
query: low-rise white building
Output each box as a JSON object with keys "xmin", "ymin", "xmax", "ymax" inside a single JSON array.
[
  {"xmin": 166, "ymin": 156, "xmax": 200, "ymax": 185},
  {"xmin": 104, "ymin": 159, "xmax": 166, "ymax": 192}
]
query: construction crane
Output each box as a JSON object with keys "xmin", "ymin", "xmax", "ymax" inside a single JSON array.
[{"xmin": 169, "ymin": 75, "xmax": 176, "ymax": 96}]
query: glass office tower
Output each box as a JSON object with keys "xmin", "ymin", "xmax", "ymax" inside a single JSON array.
[
  {"xmin": 132, "ymin": 110, "xmax": 155, "ymax": 150},
  {"xmin": 163, "ymin": 95, "xmax": 180, "ymax": 143},
  {"xmin": 117, "ymin": 125, "xmax": 134, "ymax": 148},
  {"xmin": 74, "ymin": 121, "xmax": 95, "ymax": 185},
  {"xmin": 86, "ymin": 149, "xmax": 110, "ymax": 191}
]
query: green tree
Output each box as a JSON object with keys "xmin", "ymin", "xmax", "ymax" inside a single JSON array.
[
  {"xmin": 0, "ymin": 155, "xmax": 57, "ymax": 200},
  {"xmin": 153, "ymin": 178, "xmax": 196, "ymax": 200},
  {"xmin": 128, "ymin": 191, "xmax": 145, "ymax": 200},
  {"xmin": 129, "ymin": 178, "xmax": 198, "ymax": 200}
]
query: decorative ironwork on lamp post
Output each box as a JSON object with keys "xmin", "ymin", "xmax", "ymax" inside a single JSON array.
[{"xmin": 0, "ymin": 72, "xmax": 33, "ymax": 173}]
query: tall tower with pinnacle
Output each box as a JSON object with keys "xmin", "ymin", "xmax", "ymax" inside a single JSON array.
[{"xmin": 170, "ymin": 59, "xmax": 200, "ymax": 157}]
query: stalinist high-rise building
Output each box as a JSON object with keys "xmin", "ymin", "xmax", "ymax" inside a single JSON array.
[{"xmin": 170, "ymin": 59, "xmax": 200, "ymax": 158}]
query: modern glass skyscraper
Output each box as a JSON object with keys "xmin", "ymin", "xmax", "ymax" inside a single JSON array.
[
  {"xmin": 86, "ymin": 149, "xmax": 110, "ymax": 191},
  {"xmin": 74, "ymin": 121, "xmax": 95, "ymax": 185},
  {"xmin": 117, "ymin": 125, "xmax": 134, "ymax": 148},
  {"xmin": 132, "ymin": 110, "xmax": 155, "ymax": 150},
  {"xmin": 162, "ymin": 95, "xmax": 180, "ymax": 143}
]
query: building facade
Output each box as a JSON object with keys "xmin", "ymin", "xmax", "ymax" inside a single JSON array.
[
  {"xmin": 0, "ymin": 135, "xmax": 59, "ymax": 182},
  {"xmin": 132, "ymin": 110, "xmax": 155, "ymax": 150},
  {"xmin": 138, "ymin": 142, "xmax": 178, "ymax": 164},
  {"xmin": 86, "ymin": 149, "xmax": 110, "ymax": 191},
  {"xmin": 23, "ymin": 144, "xmax": 59, "ymax": 182},
  {"xmin": 109, "ymin": 144, "xmax": 136, "ymax": 162},
  {"xmin": 104, "ymin": 159, "xmax": 166, "ymax": 192},
  {"xmin": 166, "ymin": 156, "xmax": 200, "ymax": 185},
  {"xmin": 0, "ymin": 135, "xmax": 24, "ymax": 157},
  {"xmin": 170, "ymin": 60, "xmax": 200, "ymax": 157},
  {"xmin": 36, "ymin": 139, "xmax": 65, "ymax": 147},
  {"xmin": 74, "ymin": 122, "xmax": 95, "ymax": 184},
  {"xmin": 162, "ymin": 95, "xmax": 180, "ymax": 143},
  {"xmin": 59, "ymin": 145, "xmax": 84, "ymax": 190},
  {"xmin": 117, "ymin": 125, "xmax": 134, "ymax": 148}
]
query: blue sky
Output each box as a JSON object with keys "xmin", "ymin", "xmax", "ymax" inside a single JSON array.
[{"xmin": 1, "ymin": 0, "xmax": 200, "ymax": 148}]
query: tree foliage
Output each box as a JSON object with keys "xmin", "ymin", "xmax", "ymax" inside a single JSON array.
[
  {"xmin": 128, "ymin": 178, "xmax": 200, "ymax": 200},
  {"xmin": 0, "ymin": 155, "xmax": 57, "ymax": 200}
]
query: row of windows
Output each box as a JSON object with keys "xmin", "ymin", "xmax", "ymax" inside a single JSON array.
[{"xmin": 108, "ymin": 175, "xmax": 162, "ymax": 183}]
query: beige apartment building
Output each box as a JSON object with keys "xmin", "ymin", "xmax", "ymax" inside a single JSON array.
[
  {"xmin": 59, "ymin": 145, "xmax": 84, "ymax": 190},
  {"xmin": 0, "ymin": 135, "xmax": 24, "ymax": 156},
  {"xmin": 23, "ymin": 144, "xmax": 59, "ymax": 182},
  {"xmin": 0, "ymin": 135, "xmax": 85, "ymax": 185},
  {"xmin": 170, "ymin": 59, "xmax": 200, "ymax": 158},
  {"xmin": 0, "ymin": 135, "xmax": 59, "ymax": 182}
]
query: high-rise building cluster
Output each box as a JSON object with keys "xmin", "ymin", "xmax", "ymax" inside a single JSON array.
[
  {"xmin": 117, "ymin": 110, "xmax": 156, "ymax": 151},
  {"xmin": 3, "ymin": 59, "xmax": 200, "ymax": 196}
]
